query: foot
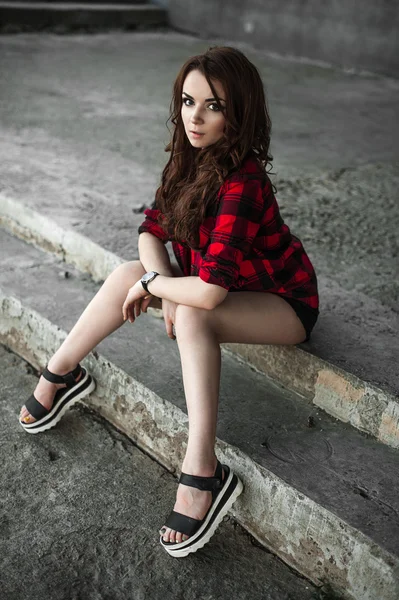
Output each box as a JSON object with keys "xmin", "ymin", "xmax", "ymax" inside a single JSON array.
[
  {"xmin": 19, "ymin": 366, "xmax": 82, "ymax": 424},
  {"xmin": 160, "ymin": 457, "xmax": 225, "ymax": 544}
]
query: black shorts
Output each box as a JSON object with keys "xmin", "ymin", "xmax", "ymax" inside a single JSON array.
[{"xmin": 279, "ymin": 296, "xmax": 319, "ymax": 343}]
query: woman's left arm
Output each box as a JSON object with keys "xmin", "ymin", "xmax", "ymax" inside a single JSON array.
[
  {"xmin": 148, "ymin": 275, "xmax": 227, "ymax": 310},
  {"xmin": 122, "ymin": 275, "xmax": 226, "ymax": 323}
]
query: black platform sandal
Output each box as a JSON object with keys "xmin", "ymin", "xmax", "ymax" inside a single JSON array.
[
  {"xmin": 159, "ymin": 459, "xmax": 243, "ymax": 557},
  {"xmin": 19, "ymin": 364, "xmax": 96, "ymax": 434}
]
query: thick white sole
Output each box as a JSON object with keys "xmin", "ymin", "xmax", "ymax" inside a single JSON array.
[
  {"xmin": 160, "ymin": 468, "xmax": 244, "ymax": 558},
  {"xmin": 19, "ymin": 372, "xmax": 96, "ymax": 434}
]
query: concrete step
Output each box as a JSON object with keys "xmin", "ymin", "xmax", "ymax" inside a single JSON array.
[
  {"xmin": 1, "ymin": 345, "xmax": 322, "ymax": 600},
  {"xmin": 1, "ymin": 229, "xmax": 398, "ymax": 600},
  {"xmin": 0, "ymin": 29, "xmax": 397, "ymax": 449},
  {"xmin": 1, "ymin": 194, "xmax": 398, "ymax": 452},
  {"xmin": 0, "ymin": 2, "xmax": 167, "ymax": 31}
]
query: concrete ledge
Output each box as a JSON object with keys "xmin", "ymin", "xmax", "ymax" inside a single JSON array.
[
  {"xmin": 1, "ymin": 291, "xmax": 398, "ymax": 600},
  {"xmin": 224, "ymin": 343, "xmax": 399, "ymax": 449},
  {"xmin": 0, "ymin": 194, "xmax": 123, "ymax": 282},
  {"xmin": 1, "ymin": 193, "xmax": 398, "ymax": 449},
  {"xmin": 0, "ymin": 2, "xmax": 168, "ymax": 30}
]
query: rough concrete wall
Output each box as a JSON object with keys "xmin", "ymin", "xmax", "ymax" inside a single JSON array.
[
  {"xmin": 3, "ymin": 1, "xmax": 144, "ymax": 3},
  {"xmin": 168, "ymin": 0, "xmax": 399, "ymax": 77},
  {"xmin": 2, "ymin": 0, "xmax": 156, "ymax": 3}
]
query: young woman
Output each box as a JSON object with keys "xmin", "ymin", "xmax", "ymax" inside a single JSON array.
[{"xmin": 19, "ymin": 46, "xmax": 319, "ymax": 557}]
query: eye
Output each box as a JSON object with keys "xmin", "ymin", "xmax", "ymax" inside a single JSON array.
[{"xmin": 182, "ymin": 98, "xmax": 223, "ymax": 112}]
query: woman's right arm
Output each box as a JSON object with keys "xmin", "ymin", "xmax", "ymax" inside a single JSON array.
[
  {"xmin": 137, "ymin": 205, "xmax": 174, "ymax": 277},
  {"xmin": 138, "ymin": 232, "xmax": 174, "ymax": 277},
  {"xmin": 138, "ymin": 223, "xmax": 177, "ymax": 340}
]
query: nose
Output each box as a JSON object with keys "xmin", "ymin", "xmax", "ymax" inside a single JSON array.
[{"xmin": 190, "ymin": 105, "xmax": 204, "ymax": 124}]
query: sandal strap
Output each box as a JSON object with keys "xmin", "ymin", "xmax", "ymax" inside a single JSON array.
[
  {"xmin": 25, "ymin": 393, "xmax": 51, "ymax": 420},
  {"xmin": 164, "ymin": 510, "xmax": 202, "ymax": 537},
  {"xmin": 41, "ymin": 364, "xmax": 82, "ymax": 388},
  {"xmin": 179, "ymin": 459, "xmax": 224, "ymax": 492}
]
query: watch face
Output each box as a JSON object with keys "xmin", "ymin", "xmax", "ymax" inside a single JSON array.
[{"xmin": 142, "ymin": 271, "xmax": 156, "ymax": 283}]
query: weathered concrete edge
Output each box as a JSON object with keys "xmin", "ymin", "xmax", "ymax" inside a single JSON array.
[
  {"xmin": 1, "ymin": 193, "xmax": 398, "ymax": 449},
  {"xmin": 0, "ymin": 193, "xmax": 123, "ymax": 282},
  {"xmin": 223, "ymin": 343, "xmax": 399, "ymax": 450},
  {"xmin": 1, "ymin": 291, "xmax": 398, "ymax": 600}
]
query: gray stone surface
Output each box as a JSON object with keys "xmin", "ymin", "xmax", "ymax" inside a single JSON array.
[
  {"xmin": 1, "ymin": 29, "xmax": 399, "ymax": 599},
  {"xmin": 0, "ymin": 344, "xmax": 321, "ymax": 600},
  {"xmin": 2, "ymin": 229, "xmax": 399, "ymax": 568},
  {"xmin": 168, "ymin": 0, "xmax": 399, "ymax": 77},
  {"xmin": 0, "ymin": 32, "xmax": 398, "ymax": 397}
]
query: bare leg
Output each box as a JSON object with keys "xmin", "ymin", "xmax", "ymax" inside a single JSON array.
[
  {"xmin": 161, "ymin": 304, "xmax": 224, "ymax": 544},
  {"xmin": 20, "ymin": 261, "xmax": 148, "ymax": 422},
  {"xmin": 160, "ymin": 292, "xmax": 306, "ymax": 544}
]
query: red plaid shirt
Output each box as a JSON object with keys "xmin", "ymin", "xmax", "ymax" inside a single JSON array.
[{"xmin": 138, "ymin": 153, "xmax": 319, "ymax": 310}]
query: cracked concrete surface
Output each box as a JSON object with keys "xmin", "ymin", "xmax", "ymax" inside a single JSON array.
[{"xmin": 0, "ymin": 345, "xmax": 321, "ymax": 600}]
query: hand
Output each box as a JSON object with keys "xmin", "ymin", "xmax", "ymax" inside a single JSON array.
[
  {"xmin": 162, "ymin": 298, "xmax": 178, "ymax": 340},
  {"xmin": 122, "ymin": 280, "xmax": 153, "ymax": 323}
]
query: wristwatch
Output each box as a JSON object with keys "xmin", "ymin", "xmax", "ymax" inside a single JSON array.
[{"xmin": 141, "ymin": 271, "xmax": 160, "ymax": 293}]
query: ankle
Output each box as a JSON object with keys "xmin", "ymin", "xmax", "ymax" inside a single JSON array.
[
  {"xmin": 182, "ymin": 454, "xmax": 218, "ymax": 476},
  {"xmin": 47, "ymin": 357, "xmax": 78, "ymax": 376}
]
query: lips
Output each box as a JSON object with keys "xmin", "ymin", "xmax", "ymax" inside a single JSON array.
[{"xmin": 190, "ymin": 131, "xmax": 204, "ymax": 135}]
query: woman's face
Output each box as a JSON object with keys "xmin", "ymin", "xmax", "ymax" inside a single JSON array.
[{"xmin": 181, "ymin": 69, "xmax": 226, "ymax": 149}]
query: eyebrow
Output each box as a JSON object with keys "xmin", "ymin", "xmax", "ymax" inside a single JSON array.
[{"xmin": 182, "ymin": 91, "xmax": 226, "ymax": 103}]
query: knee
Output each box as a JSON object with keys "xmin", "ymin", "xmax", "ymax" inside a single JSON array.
[
  {"xmin": 106, "ymin": 261, "xmax": 144, "ymax": 288},
  {"xmin": 174, "ymin": 304, "xmax": 213, "ymax": 337}
]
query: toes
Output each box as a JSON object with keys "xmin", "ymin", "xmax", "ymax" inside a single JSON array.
[
  {"xmin": 19, "ymin": 405, "xmax": 36, "ymax": 423},
  {"xmin": 162, "ymin": 527, "xmax": 171, "ymax": 543},
  {"xmin": 160, "ymin": 527, "xmax": 189, "ymax": 544},
  {"xmin": 20, "ymin": 410, "xmax": 34, "ymax": 423},
  {"xmin": 160, "ymin": 527, "xmax": 188, "ymax": 544},
  {"xmin": 175, "ymin": 531, "xmax": 183, "ymax": 543}
]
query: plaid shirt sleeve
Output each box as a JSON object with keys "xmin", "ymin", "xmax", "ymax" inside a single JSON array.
[
  {"xmin": 137, "ymin": 203, "xmax": 169, "ymax": 243},
  {"xmin": 198, "ymin": 178, "xmax": 266, "ymax": 289}
]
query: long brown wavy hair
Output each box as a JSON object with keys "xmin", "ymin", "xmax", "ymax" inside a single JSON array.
[{"xmin": 155, "ymin": 45, "xmax": 274, "ymax": 249}]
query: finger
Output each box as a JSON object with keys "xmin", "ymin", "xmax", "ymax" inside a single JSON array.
[
  {"xmin": 127, "ymin": 304, "xmax": 135, "ymax": 324},
  {"xmin": 141, "ymin": 295, "xmax": 152, "ymax": 313},
  {"xmin": 135, "ymin": 300, "xmax": 141, "ymax": 319},
  {"xmin": 165, "ymin": 319, "xmax": 175, "ymax": 340},
  {"xmin": 123, "ymin": 294, "xmax": 133, "ymax": 321},
  {"xmin": 141, "ymin": 295, "xmax": 152, "ymax": 312},
  {"xmin": 122, "ymin": 301, "xmax": 127, "ymax": 321}
]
